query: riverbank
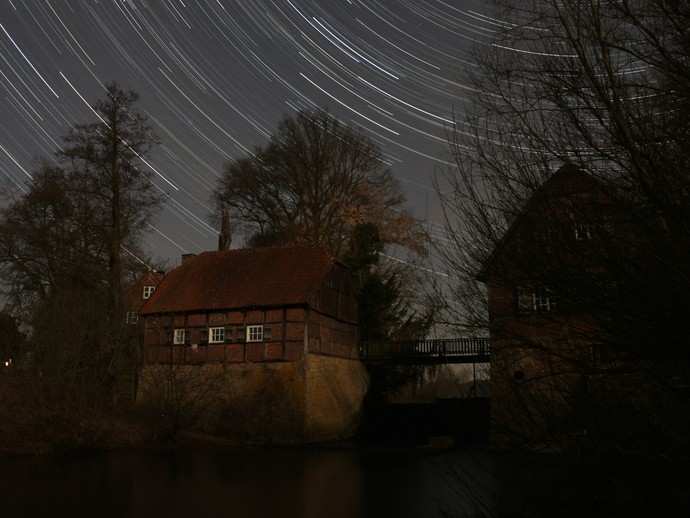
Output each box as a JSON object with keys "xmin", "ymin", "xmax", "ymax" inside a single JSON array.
[
  {"xmin": 0, "ymin": 406, "xmax": 486, "ymax": 458},
  {"xmin": 1, "ymin": 366, "xmax": 489, "ymax": 456}
]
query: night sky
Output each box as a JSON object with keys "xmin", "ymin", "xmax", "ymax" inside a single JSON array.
[{"xmin": 0, "ymin": 1, "xmax": 491, "ymax": 267}]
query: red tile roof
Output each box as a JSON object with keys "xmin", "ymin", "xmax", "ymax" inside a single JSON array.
[
  {"xmin": 125, "ymin": 269, "xmax": 165, "ymax": 310},
  {"xmin": 139, "ymin": 245, "xmax": 340, "ymax": 315}
]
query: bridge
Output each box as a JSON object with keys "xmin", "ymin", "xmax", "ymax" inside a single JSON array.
[{"xmin": 360, "ymin": 337, "xmax": 489, "ymax": 365}]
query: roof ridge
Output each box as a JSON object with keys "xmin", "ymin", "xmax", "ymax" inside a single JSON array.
[{"xmin": 139, "ymin": 243, "xmax": 341, "ymax": 315}]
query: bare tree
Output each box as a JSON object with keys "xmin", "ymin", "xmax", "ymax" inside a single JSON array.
[
  {"xmin": 0, "ymin": 83, "xmax": 164, "ymax": 451},
  {"xmin": 58, "ymin": 82, "xmax": 164, "ymax": 310},
  {"xmin": 1, "ymin": 81, "xmax": 164, "ymax": 335},
  {"xmin": 213, "ymin": 108, "xmax": 432, "ymax": 345},
  {"xmin": 436, "ymin": 1, "xmax": 690, "ymax": 515},
  {"xmin": 137, "ymin": 364, "xmax": 227, "ymax": 439},
  {"xmin": 212, "ymin": 108, "xmax": 425, "ymax": 257}
]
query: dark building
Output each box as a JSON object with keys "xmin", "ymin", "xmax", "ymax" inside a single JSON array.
[{"xmin": 478, "ymin": 165, "xmax": 638, "ymax": 445}]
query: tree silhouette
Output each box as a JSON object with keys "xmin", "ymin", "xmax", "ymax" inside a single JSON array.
[
  {"xmin": 213, "ymin": 108, "xmax": 431, "ymax": 344},
  {"xmin": 212, "ymin": 108, "xmax": 425, "ymax": 258},
  {"xmin": 435, "ymin": 1, "xmax": 690, "ymax": 515},
  {"xmin": 0, "ymin": 83, "xmax": 164, "ymax": 451}
]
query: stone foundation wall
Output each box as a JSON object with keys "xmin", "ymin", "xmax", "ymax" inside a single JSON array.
[
  {"xmin": 304, "ymin": 355, "xmax": 370, "ymax": 441},
  {"xmin": 138, "ymin": 356, "xmax": 369, "ymax": 443}
]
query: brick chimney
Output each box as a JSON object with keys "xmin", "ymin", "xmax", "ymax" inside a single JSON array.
[{"xmin": 218, "ymin": 206, "xmax": 232, "ymax": 251}]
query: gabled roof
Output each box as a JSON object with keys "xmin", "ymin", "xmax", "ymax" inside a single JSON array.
[
  {"xmin": 134, "ymin": 269, "xmax": 166, "ymax": 289},
  {"xmin": 139, "ymin": 244, "xmax": 340, "ymax": 315},
  {"xmin": 125, "ymin": 269, "xmax": 165, "ymax": 309},
  {"xmin": 477, "ymin": 164, "xmax": 612, "ymax": 282}
]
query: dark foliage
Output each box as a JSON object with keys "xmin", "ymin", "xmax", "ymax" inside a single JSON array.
[
  {"xmin": 211, "ymin": 107, "xmax": 425, "ymax": 257},
  {"xmin": 0, "ymin": 83, "xmax": 164, "ymax": 452},
  {"xmin": 435, "ymin": 1, "xmax": 690, "ymax": 515}
]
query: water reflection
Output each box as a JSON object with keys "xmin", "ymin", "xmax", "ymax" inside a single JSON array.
[{"xmin": 0, "ymin": 447, "xmax": 488, "ymax": 517}]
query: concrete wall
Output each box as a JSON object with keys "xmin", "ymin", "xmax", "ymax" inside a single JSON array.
[{"xmin": 138, "ymin": 355, "xmax": 369, "ymax": 443}]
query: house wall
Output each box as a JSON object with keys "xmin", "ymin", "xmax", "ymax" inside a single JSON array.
[
  {"xmin": 307, "ymin": 309, "xmax": 359, "ymax": 359},
  {"xmin": 138, "ymin": 361, "xmax": 307, "ymax": 442},
  {"xmin": 145, "ymin": 306, "xmax": 360, "ymax": 364},
  {"xmin": 137, "ymin": 355, "xmax": 369, "ymax": 443},
  {"xmin": 484, "ymin": 173, "xmax": 623, "ymax": 447},
  {"xmin": 488, "ymin": 275, "xmax": 607, "ymax": 446},
  {"xmin": 304, "ymin": 355, "xmax": 369, "ymax": 441},
  {"xmin": 144, "ymin": 307, "xmax": 309, "ymax": 364},
  {"xmin": 312, "ymin": 264, "xmax": 358, "ymax": 323},
  {"xmin": 138, "ymin": 304, "xmax": 366, "ymax": 442}
]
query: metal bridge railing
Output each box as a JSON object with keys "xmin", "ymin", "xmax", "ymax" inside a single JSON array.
[{"xmin": 361, "ymin": 337, "xmax": 489, "ymax": 362}]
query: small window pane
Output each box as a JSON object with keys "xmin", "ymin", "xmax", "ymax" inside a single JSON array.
[
  {"xmin": 535, "ymin": 286, "xmax": 557, "ymax": 312},
  {"xmin": 173, "ymin": 329, "xmax": 186, "ymax": 345},
  {"xmin": 247, "ymin": 325, "xmax": 263, "ymax": 342},
  {"xmin": 143, "ymin": 286, "xmax": 155, "ymax": 299},
  {"xmin": 574, "ymin": 222, "xmax": 594, "ymax": 240},
  {"xmin": 517, "ymin": 286, "xmax": 557, "ymax": 313},
  {"xmin": 209, "ymin": 327, "xmax": 225, "ymax": 344}
]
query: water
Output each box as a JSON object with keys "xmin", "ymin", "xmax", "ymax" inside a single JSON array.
[{"xmin": 0, "ymin": 447, "xmax": 492, "ymax": 518}]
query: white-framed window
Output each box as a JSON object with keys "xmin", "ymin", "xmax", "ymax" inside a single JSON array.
[
  {"xmin": 574, "ymin": 221, "xmax": 594, "ymax": 240},
  {"xmin": 209, "ymin": 327, "xmax": 225, "ymax": 344},
  {"xmin": 591, "ymin": 345, "xmax": 603, "ymax": 361},
  {"xmin": 173, "ymin": 329, "xmax": 186, "ymax": 345},
  {"xmin": 246, "ymin": 325, "xmax": 263, "ymax": 342},
  {"xmin": 143, "ymin": 285, "xmax": 155, "ymax": 299},
  {"xmin": 517, "ymin": 286, "xmax": 558, "ymax": 313},
  {"xmin": 126, "ymin": 311, "xmax": 139, "ymax": 324}
]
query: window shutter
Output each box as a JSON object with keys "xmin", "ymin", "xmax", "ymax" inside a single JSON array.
[
  {"xmin": 224, "ymin": 326, "xmax": 233, "ymax": 343},
  {"xmin": 263, "ymin": 326, "xmax": 272, "ymax": 341},
  {"xmin": 199, "ymin": 327, "xmax": 208, "ymax": 345},
  {"xmin": 237, "ymin": 327, "xmax": 246, "ymax": 343}
]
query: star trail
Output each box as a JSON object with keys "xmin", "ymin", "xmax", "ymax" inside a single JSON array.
[{"xmin": 0, "ymin": 0, "xmax": 492, "ymax": 266}]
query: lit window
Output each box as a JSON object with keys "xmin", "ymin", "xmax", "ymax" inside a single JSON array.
[
  {"xmin": 534, "ymin": 287, "xmax": 557, "ymax": 311},
  {"xmin": 517, "ymin": 286, "xmax": 558, "ymax": 313},
  {"xmin": 173, "ymin": 329, "xmax": 186, "ymax": 345},
  {"xmin": 247, "ymin": 325, "xmax": 264, "ymax": 342},
  {"xmin": 143, "ymin": 286, "xmax": 155, "ymax": 299},
  {"xmin": 209, "ymin": 327, "xmax": 225, "ymax": 344},
  {"xmin": 126, "ymin": 311, "xmax": 139, "ymax": 324},
  {"xmin": 574, "ymin": 221, "xmax": 594, "ymax": 240}
]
